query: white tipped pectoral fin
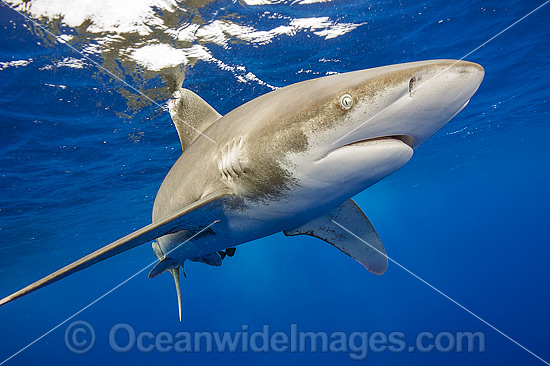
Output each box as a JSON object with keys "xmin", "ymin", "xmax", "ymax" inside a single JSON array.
[
  {"xmin": 0, "ymin": 189, "xmax": 231, "ymax": 307},
  {"xmin": 284, "ymin": 199, "xmax": 388, "ymax": 275}
]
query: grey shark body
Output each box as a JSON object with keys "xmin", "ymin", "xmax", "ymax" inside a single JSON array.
[{"xmin": 0, "ymin": 60, "xmax": 484, "ymax": 318}]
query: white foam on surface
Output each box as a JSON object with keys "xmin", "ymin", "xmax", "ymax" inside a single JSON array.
[
  {"xmin": 129, "ymin": 43, "xmax": 212, "ymax": 71},
  {"xmin": 5, "ymin": 0, "xmax": 359, "ymax": 86},
  {"xmin": 7, "ymin": 0, "xmax": 177, "ymax": 35},
  {"xmin": 0, "ymin": 59, "xmax": 33, "ymax": 70}
]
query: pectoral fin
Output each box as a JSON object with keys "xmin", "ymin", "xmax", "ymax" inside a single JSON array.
[
  {"xmin": 0, "ymin": 189, "xmax": 231, "ymax": 307},
  {"xmin": 284, "ymin": 199, "xmax": 388, "ymax": 275}
]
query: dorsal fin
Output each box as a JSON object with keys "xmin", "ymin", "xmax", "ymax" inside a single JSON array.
[
  {"xmin": 168, "ymin": 88, "xmax": 222, "ymax": 151},
  {"xmin": 284, "ymin": 199, "xmax": 388, "ymax": 275}
]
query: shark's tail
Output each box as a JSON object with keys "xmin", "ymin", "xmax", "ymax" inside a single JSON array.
[
  {"xmin": 168, "ymin": 267, "xmax": 183, "ymax": 322},
  {"xmin": 151, "ymin": 240, "xmax": 184, "ymax": 321}
]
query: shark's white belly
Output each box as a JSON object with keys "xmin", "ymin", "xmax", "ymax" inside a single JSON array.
[
  {"xmin": 164, "ymin": 137, "xmax": 413, "ymax": 261},
  {"xmin": 227, "ymin": 136, "xmax": 414, "ymax": 229}
]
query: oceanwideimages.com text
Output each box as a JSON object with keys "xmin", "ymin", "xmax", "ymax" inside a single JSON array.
[{"xmin": 65, "ymin": 321, "xmax": 485, "ymax": 360}]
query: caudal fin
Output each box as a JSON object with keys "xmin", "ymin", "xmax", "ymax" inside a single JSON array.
[{"xmin": 169, "ymin": 267, "xmax": 183, "ymax": 322}]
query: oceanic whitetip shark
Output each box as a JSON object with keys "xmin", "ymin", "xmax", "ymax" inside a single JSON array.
[{"xmin": 0, "ymin": 59, "xmax": 484, "ymax": 320}]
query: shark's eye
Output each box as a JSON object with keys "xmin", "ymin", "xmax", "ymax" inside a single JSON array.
[{"xmin": 339, "ymin": 94, "xmax": 354, "ymax": 110}]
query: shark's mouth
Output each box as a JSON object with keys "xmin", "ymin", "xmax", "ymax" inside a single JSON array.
[
  {"xmin": 324, "ymin": 134, "xmax": 414, "ymax": 160},
  {"xmin": 343, "ymin": 134, "xmax": 415, "ymax": 149},
  {"xmin": 338, "ymin": 97, "xmax": 473, "ymax": 153}
]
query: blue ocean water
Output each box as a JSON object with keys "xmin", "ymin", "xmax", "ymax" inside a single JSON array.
[{"xmin": 0, "ymin": 0, "xmax": 549, "ymax": 365}]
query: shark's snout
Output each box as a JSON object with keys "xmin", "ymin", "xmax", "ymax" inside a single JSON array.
[
  {"xmin": 409, "ymin": 60, "xmax": 484, "ymax": 100},
  {"xmin": 327, "ymin": 60, "xmax": 484, "ymax": 152},
  {"xmin": 357, "ymin": 60, "xmax": 484, "ymax": 149},
  {"xmin": 407, "ymin": 60, "xmax": 484, "ymax": 147},
  {"xmin": 456, "ymin": 60, "xmax": 485, "ymax": 77}
]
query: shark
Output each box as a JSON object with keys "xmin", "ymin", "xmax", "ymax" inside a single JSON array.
[{"xmin": 0, "ymin": 59, "xmax": 484, "ymax": 320}]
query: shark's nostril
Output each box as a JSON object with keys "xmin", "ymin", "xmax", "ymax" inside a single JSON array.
[{"xmin": 409, "ymin": 75, "xmax": 421, "ymax": 97}]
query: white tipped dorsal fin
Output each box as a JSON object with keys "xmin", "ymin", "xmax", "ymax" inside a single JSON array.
[
  {"xmin": 168, "ymin": 88, "xmax": 222, "ymax": 151},
  {"xmin": 168, "ymin": 267, "xmax": 182, "ymax": 322},
  {"xmin": 284, "ymin": 199, "xmax": 388, "ymax": 275}
]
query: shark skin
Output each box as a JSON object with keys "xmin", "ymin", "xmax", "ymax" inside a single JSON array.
[{"xmin": 0, "ymin": 60, "xmax": 484, "ymax": 317}]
